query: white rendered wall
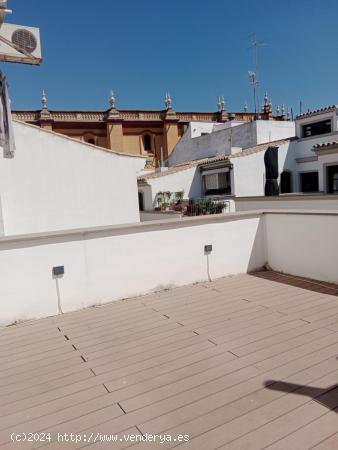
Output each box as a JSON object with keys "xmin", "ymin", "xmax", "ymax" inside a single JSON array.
[
  {"xmin": 265, "ymin": 212, "xmax": 338, "ymax": 284},
  {"xmin": 295, "ymin": 111, "xmax": 338, "ymax": 139},
  {"xmin": 168, "ymin": 120, "xmax": 295, "ymax": 167},
  {"xmin": 0, "ymin": 122, "xmax": 145, "ymax": 236},
  {"xmin": 232, "ymin": 141, "xmax": 294, "ymax": 197},
  {"xmin": 2, "ymin": 210, "xmax": 338, "ymax": 326},
  {"xmin": 235, "ymin": 196, "xmax": 338, "ymax": 212},
  {"xmin": 256, "ymin": 121, "xmax": 295, "ymax": 144},
  {"xmin": 0, "ymin": 213, "xmax": 266, "ymax": 325},
  {"xmin": 140, "ymin": 166, "xmax": 202, "ymax": 209},
  {"xmin": 296, "ymin": 153, "xmax": 338, "ymax": 193},
  {"xmin": 190, "ymin": 122, "xmax": 215, "ymax": 138}
]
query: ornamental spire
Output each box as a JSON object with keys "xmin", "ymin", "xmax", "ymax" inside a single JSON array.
[
  {"xmin": 244, "ymin": 101, "xmax": 248, "ymax": 112},
  {"xmin": 109, "ymin": 90, "xmax": 116, "ymax": 109},
  {"xmin": 165, "ymin": 92, "xmax": 172, "ymax": 110},
  {"xmin": 41, "ymin": 90, "xmax": 47, "ymax": 109},
  {"xmin": 217, "ymin": 96, "xmax": 225, "ymax": 112},
  {"xmin": 264, "ymin": 91, "xmax": 269, "ymax": 106},
  {"xmin": 221, "ymin": 96, "xmax": 225, "ymax": 112},
  {"xmin": 217, "ymin": 96, "xmax": 221, "ymax": 112}
]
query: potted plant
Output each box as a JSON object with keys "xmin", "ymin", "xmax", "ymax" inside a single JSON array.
[
  {"xmin": 173, "ymin": 191, "xmax": 184, "ymax": 211},
  {"xmin": 155, "ymin": 192, "xmax": 164, "ymax": 211}
]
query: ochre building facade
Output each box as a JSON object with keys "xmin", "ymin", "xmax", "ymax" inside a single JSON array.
[{"xmin": 13, "ymin": 102, "xmax": 280, "ymax": 167}]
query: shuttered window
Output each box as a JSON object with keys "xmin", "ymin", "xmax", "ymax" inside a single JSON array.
[{"xmin": 204, "ymin": 172, "xmax": 231, "ymax": 195}]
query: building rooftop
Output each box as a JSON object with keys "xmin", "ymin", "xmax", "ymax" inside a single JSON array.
[
  {"xmin": 138, "ymin": 138, "xmax": 292, "ymax": 181},
  {"xmin": 1, "ymin": 270, "xmax": 338, "ymax": 449},
  {"xmin": 313, "ymin": 140, "xmax": 338, "ymax": 149},
  {"xmin": 296, "ymin": 104, "xmax": 338, "ymax": 120}
]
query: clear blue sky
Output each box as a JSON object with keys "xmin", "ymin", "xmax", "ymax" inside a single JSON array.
[{"xmin": 3, "ymin": 0, "xmax": 338, "ymax": 113}]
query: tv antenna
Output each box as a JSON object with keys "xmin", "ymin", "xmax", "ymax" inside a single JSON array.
[
  {"xmin": 248, "ymin": 33, "xmax": 267, "ymax": 118},
  {"xmin": 248, "ymin": 71, "xmax": 258, "ymax": 117}
]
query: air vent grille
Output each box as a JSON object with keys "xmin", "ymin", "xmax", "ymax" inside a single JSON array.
[{"xmin": 11, "ymin": 29, "xmax": 37, "ymax": 54}]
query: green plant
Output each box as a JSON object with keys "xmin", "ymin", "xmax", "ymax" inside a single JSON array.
[
  {"xmin": 175, "ymin": 191, "xmax": 184, "ymax": 201},
  {"xmin": 156, "ymin": 191, "xmax": 164, "ymax": 207},
  {"xmin": 164, "ymin": 191, "xmax": 172, "ymax": 202}
]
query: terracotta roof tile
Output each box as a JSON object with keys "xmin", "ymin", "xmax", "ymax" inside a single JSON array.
[
  {"xmin": 138, "ymin": 162, "xmax": 198, "ymax": 181},
  {"xmin": 313, "ymin": 140, "xmax": 338, "ymax": 149},
  {"xmin": 296, "ymin": 105, "xmax": 338, "ymax": 119},
  {"xmin": 138, "ymin": 138, "xmax": 292, "ymax": 181}
]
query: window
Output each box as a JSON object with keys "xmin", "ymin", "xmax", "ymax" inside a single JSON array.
[
  {"xmin": 83, "ymin": 134, "xmax": 96, "ymax": 145},
  {"xmin": 280, "ymin": 171, "xmax": 292, "ymax": 194},
  {"xmin": 327, "ymin": 165, "xmax": 338, "ymax": 194},
  {"xmin": 143, "ymin": 134, "xmax": 152, "ymax": 152},
  {"xmin": 300, "ymin": 172, "xmax": 319, "ymax": 193},
  {"xmin": 204, "ymin": 171, "xmax": 231, "ymax": 195},
  {"xmin": 302, "ymin": 120, "xmax": 331, "ymax": 138}
]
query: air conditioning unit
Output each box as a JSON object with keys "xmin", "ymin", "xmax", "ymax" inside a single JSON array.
[{"xmin": 0, "ymin": 22, "xmax": 42, "ymax": 65}]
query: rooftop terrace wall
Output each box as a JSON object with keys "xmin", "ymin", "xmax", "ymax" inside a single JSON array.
[
  {"xmin": 0, "ymin": 212, "xmax": 265, "ymax": 325},
  {"xmin": 1, "ymin": 210, "xmax": 338, "ymax": 326}
]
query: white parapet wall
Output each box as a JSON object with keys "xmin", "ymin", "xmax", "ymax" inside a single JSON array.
[
  {"xmin": 265, "ymin": 211, "xmax": 338, "ymax": 284},
  {"xmin": 0, "ymin": 212, "xmax": 265, "ymax": 326},
  {"xmin": 235, "ymin": 195, "xmax": 338, "ymax": 211},
  {"xmin": 1, "ymin": 210, "xmax": 338, "ymax": 326},
  {"xmin": 0, "ymin": 121, "xmax": 145, "ymax": 236}
]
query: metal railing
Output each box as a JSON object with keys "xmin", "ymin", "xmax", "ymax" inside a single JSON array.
[{"xmin": 184, "ymin": 197, "xmax": 230, "ymax": 216}]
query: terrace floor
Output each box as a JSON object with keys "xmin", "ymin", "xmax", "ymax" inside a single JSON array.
[{"xmin": 1, "ymin": 272, "xmax": 338, "ymax": 450}]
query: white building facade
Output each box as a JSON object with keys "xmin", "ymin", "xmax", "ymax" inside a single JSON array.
[
  {"xmin": 138, "ymin": 105, "xmax": 338, "ymax": 210},
  {"xmin": 0, "ymin": 121, "xmax": 145, "ymax": 236}
]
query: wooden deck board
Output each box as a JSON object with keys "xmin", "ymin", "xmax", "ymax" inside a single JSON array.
[{"xmin": 0, "ymin": 271, "xmax": 338, "ymax": 450}]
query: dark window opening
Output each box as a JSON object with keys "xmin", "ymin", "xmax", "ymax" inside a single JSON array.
[
  {"xmin": 138, "ymin": 192, "xmax": 144, "ymax": 211},
  {"xmin": 143, "ymin": 134, "xmax": 152, "ymax": 152},
  {"xmin": 327, "ymin": 165, "xmax": 338, "ymax": 194},
  {"xmin": 280, "ymin": 171, "xmax": 292, "ymax": 194},
  {"xmin": 302, "ymin": 120, "xmax": 331, "ymax": 138},
  {"xmin": 204, "ymin": 171, "xmax": 231, "ymax": 195},
  {"xmin": 87, "ymin": 139, "xmax": 95, "ymax": 145},
  {"xmin": 300, "ymin": 172, "xmax": 319, "ymax": 193}
]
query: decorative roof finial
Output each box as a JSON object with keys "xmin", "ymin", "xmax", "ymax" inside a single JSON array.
[
  {"xmin": 220, "ymin": 96, "xmax": 225, "ymax": 112},
  {"xmin": 217, "ymin": 96, "xmax": 222, "ymax": 112},
  {"xmin": 286, "ymin": 107, "xmax": 290, "ymax": 119},
  {"xmin": 281, "ymin": 104, "xmax": 285, "ymax": 116},
  {"xmin": 165, "ymin": 92, "xmax": 172, "ymax": 110},
  {"xmin": 41, "ymin": 90, "xmax": 47, "ymax": 110},
  {"xmin": 244, "ymin": 101, "xmax": 248, "ymax": 112},
  {"xmin": 109, "ymin": 90, "xmax": 116, "ymax": 109},
  {"xmin": 276, "ymin": 105, "xmax": 281, "ymax": 115},
  {"xmin": 264, "ymin": 91, "xmax": 269, "ymax": 106}
]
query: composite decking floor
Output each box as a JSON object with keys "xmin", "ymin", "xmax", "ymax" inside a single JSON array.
[{"xmin": 1, "ymin": 272, "xmax": 338, "ymax": 449}]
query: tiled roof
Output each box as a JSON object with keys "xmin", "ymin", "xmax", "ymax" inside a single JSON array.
[
  {"xmin": 296, "ymin": 104, "xmax": 338, "ymax": 119},
  {"xmin": 138, "ymin": 161, "xmax": 198, "ymax": 181},
  {"xmin": 313, "ymin": 140, "xmax": 338, "ymax": 149},
  {"xmin": 138, "ymin": 138, "xmax": 292, "ymax": 181},
  {"xmin": 198, "ymin": 138, "xmax": 292, "ymax": 166},
  {"xmin": 230, "ymin": 138, "xmax": 292, "ymax": 159}
]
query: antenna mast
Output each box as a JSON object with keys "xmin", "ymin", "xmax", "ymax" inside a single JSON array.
[{"xmin": 248, "ymin": 33, "xmax": 267, "ymax": 119}]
